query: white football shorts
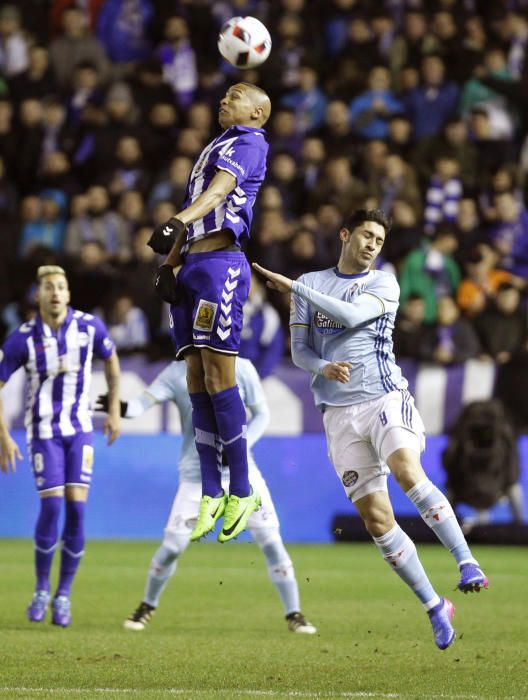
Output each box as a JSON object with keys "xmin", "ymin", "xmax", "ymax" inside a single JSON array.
[
  {"xmin": 323, "ymin": 389, "xmax": 426, "ymax": 502},
  {"xmin": 164, "ymin": 469, "xmax": 280, "ymax": 539}
]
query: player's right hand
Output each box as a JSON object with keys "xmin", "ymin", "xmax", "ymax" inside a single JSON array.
[
  {"xmin": 0, "ymin": 433, "xmax": 22, "ymax": 473},
  {"xmin": 95, "ymin": 393, "xmax": 128, "ymax": 418},
  {"xmin": 155, "ymin": 264, "xmax": 183, "ymax": 304},
  {"xmin": 147, "ymin": 217, "xmax": 185, "ymax": 255},
  {"xmin": 322, "ymin": 361, "xmax": 352, "ymax": 384}
]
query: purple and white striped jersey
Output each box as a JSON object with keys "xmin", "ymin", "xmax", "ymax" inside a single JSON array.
[
  {"xmin": 0, "ymin": 308, "xmax": 115, "ymax": 440},
  {"xmin": 182, "ymin": 124, "xmax": 268, "ymax": 246}
]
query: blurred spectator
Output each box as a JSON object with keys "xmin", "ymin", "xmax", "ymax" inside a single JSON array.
[
  {"xmin": 129, "ymin": 57, "xmax": 174, "ymax": 121},
  {"xmin": 468, "ymin": 108, "xmax": 518, "ymax": 177},
  {"xmin": 474, "ymin": 282, "xmax": 528, "ymax": 364},
  {"xmin": 453, "ymin": 197, "xmax": 485, "ymax": 264},
  {"xmin": 268, "ymin": 107, "xmax": 304, "ymax": 159},
  {"xmin": 280, "ymin": 63, "xmax": 328, "ymax": 134},
  {"xmin": 404, "ymin": 54, "xmax": 460, "ymax": 141},
  {"xmin": 49, "ymin": 6, "xmax": 110, "ymax": 90},
  {"xmin": 298, "ymin": 136, "xmax": 326, "ymax": 192},
  {"xmin": 65, "ymin": 61, "xmax": 104, "ymax": 129},
  {"xmin": 18, "ymin": 189, "xmax": 67, "ymax": 257},
  {"xmin": 8, "ymin": 45, "xmax": 56, "ymax": 104},
  {"xmin": 16, "ymin": 98, "xmax": 45, "ymax": 194},
  {"xmin": 457, "ymin": 245, "xmax": 514, "ymax": 318},
  {"xmin": 157, "ymin": 15, "xmax": 198, "ymax": 111},
  {"xmin": 103, "ymin": 135, "xmax": 149, "ymax": 197},
  {"xmin": 389, "ymin": 10, "xmax": 439, "ymax": 90},
  {"xmin": 413, "ymin": 116, "xmax": 478, "ymax": 190},
  {"xmin": 399, "ymin": 226, "xmax": 461, "ymax": 323},
  {"xmin": 393, "ymin": 294, "xmax": 433, "ymax": 361},
  {"xmin": 239, "ymin": 271, "xmax": 285, "ymax": 379},
  {"xmin": 387, "ymin": 114, "xmax": 414, "ymax": 160},
  {"xmin": 96, "ymin": 0, "xmax": 155, "ymax": 66},
  {"xmin": 312, "ymin": 155, "xmax": 370, "ymax": 216},
  {"xmin": 374, "ymin": 153, "xmax": 421, "ymax": 220},
  {"xmin": 148, "ymin": 155, "xmax": 192, "ymax": 209},
  {"xmin": 0, "ymin": 98, "xmax": 16, "ymax": 178},
  {"xmin": 101, "ymin": 291, "xmax": 150, "ymax": 354},
  {"xmin": 478, "ymin": 163, "xmax": 522, "ymax": 223},
  {"xmin": 323, "ymin": 54, "xmax": 364, "ymax": 102},
  {"xmin": 349, "ymin": 65, "xmax": 403, "ymax": 141},
  {"xmin": 0, "ymin": 5, "xmax": 30, "ymax": 78},
  {"xmin": 488, "ymin": 190, "xmax": 528, "ymax": 277},
  {"xmin": 68, "ymin": 239, "xmax": 120, "ymax": 311},
  {"xmin": 64, "ymin": 184, "xmax": 131, "ymax": 263},
  {"xmin": 336, "ymin": 16, "xmax": 382, "ymax": 74},
  {"xmin": 459, "ymin": 46, "xmax": 517, "ymax": 140},
  {"xmin": 122, "ymin": 225, "xmax": 163, "ymax": 348},
  {"xmin": 261, "ymin": 13, "xmax": 307, "ymax": 98},
  {"xmin": 267, "ymin": 152, "xmax": 305, "ymax": 218},
  {"xmin": 424, "ymin": 295, "xmax": 481, "ymax": 365},
  {"xmin": 117, "ymin": 190, "xmax": 147, "ymax": 236},
  {"xmin": 314, "ymin": 99, "xmax": 356, "ymax": 159},
  {"xmin": 423, "ymin": 154, "xmax": 463, "ymax": 235},
  {"xmin": 382, "ymin": 198, "xmax": 422, "ymax": 267}
]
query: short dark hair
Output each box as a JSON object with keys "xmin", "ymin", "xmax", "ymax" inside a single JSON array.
[{"xmin": 344, "ymin": 208, "xmax": 392, "ymax": 235}]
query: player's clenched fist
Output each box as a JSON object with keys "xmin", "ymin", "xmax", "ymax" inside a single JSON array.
[
  {"xmin": 322, "ymin": 361, "xmax": 352, "ymax": 384},
  {"xmin": 147, "ymin": 217, "xmax": 186, "ymax": 255}
]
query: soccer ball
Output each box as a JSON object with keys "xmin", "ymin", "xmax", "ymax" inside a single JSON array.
[{"xmin": 218, "ymin": 16, "xmax": 272, "ymax": 69}]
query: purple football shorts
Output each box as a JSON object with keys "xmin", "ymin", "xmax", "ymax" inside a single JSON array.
[
  {"xmin": 170, "ymin": 250, "xmax": 250, "ymax": 358},
  {"xmin": 29, "ymin": 433, "xmax": 94, "ymax": 493}
]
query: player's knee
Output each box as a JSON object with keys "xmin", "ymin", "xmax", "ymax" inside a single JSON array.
[
  {"xmin": 162, "ymin": 528, "xmax": 191, "ymax": 557},
  {"xmin": 362, "ymin": 509, "xmax": 395, "ymax": 538},
  {"xmin": 386, "ymin": 449, "xmax": 425, "ymax": 492}
]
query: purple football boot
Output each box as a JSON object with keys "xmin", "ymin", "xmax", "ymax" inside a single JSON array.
[
  {"xmin": 27, "ymin": 590, "xmax": 50, "ymax": 622},
  {"xmin": 427, "ymin": 597, "xmax": 456, "ymax": 650},
  {"xmin": 458, "ymin": 563, "xmax": 489, "ymax": 593},
  {"xmin": 52, "ymin": 595, "xmax": 71, "ymax": 627}
]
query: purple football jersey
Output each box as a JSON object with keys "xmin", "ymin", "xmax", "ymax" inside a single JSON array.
[
  {"xmin": 182, "ymin": 125, "xmax": 268, "ymax": 247},
  {"xmin": 0, "ymin": 307, "xmax": 115, "ymax": 440}
]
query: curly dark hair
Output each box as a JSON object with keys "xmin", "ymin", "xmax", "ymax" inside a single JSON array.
[{"xmin": 344, "ymin": 208, "xmax": 392, "ymax": 235}]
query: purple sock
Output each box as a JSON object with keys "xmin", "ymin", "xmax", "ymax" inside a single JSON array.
[
  {"xmin": 34, "ymin": 496, "xmax": 62, "ymax": 593},
  {"xmin": 190, "ymin": 391, "xmax": 223, "ymax": 497},
  {"xmin": 57, "ymin": 500, "xmax": 85, "ymax": 598},
  {"xmin": 210, "ymin": 386, "xmax": 250, "ymax": 497}
]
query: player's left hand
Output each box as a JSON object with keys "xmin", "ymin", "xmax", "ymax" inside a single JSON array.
[
  {"xmin": 155, "ymin": 264, "xmax": 183, "ymax": 304},
  {"xmin": 0, "ymin": 433, "xmax": 22, "ymax": 473},
  {"xmin": 147, "ymin": 217, "xmax": 185, "ymax": 255},
  {"xmin": 252, "ymin": 262, "xmax": 293, "ymax": 293},
  {"xmin": 103, "ymin": 413, "xmax": 120, "ymax": 446}
]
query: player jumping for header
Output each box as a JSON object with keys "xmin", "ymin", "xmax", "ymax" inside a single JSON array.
[
  {"xmin": 253, "ymin": 209, "xmax": 488, "ymax": 651},
  {"xmin": 148, "ymin": 83, "xmax": 271, "ymax": 543}
]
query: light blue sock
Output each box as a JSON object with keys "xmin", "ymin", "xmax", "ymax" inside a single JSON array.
[
  {"xmin": 143, "ymin": 544, "xmax": 179, "ymax": 608},
  {"xmin": 406, "ymin": 479, "xmax": 478, "ymax": 567},
  {"xmin": 373, "ymin": 524, "xmax": 440, "ymax": 610},
  {"xmin": 261, "ymin": 539, "xmax": 300, "ymax": 616}
]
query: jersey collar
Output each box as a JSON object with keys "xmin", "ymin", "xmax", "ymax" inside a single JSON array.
[
  {"xmin": 36, "ymin": 306, "xmax": 74, "ymax": 336},
  {"xmin": 333, "ymin": 268, "xmax": 371, "ymax": 280}
]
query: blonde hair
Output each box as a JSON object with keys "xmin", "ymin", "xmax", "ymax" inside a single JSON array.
[{"xmin": 37, "ymin": 265, "xmax": 67, "ymax": 282}]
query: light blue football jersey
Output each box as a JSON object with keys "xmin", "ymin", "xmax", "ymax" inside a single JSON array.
[
  {"xmin": 290, "ymin": 267, "xmax": 408, "ymax": 409},
  {"xmin": 143, "ymin": 358, "xmax": 266, "ymax": 482}
]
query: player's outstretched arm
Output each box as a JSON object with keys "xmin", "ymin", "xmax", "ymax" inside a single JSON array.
[
  {"xmin": 103, "ymin": 350, "xmax": 121, "ymax": 445},
  {"xmin": 252, "ymin": 262, "xmax": 293, "ymax": 292},
  {"xmin": 0, "ymin": 382, "xmax": 22, "ymax": 473}
]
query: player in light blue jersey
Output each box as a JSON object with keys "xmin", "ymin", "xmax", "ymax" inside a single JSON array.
[
  {"xmin": 0, "ymin": 266, "xmax": 121, "ymax": 627},
  {"xmin": 254, "ymin": 209, "xmax": 488, "ymax": 651},
  {"xmin": 96, "ymin": 358, "xmax": 316, "ymax": 635},
  {"xmin": 147, "ymin": 83, "xmax": 272, "ymax": 543}
]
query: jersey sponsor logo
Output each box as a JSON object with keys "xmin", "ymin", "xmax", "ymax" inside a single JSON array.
[
  {"xmin": 193, "ymin": 333, "xmax": 211, "ymax": 340},
  {"xmin": 346, "ymin": 283, "xmax": 366, "ymax": 300},
  {"xmin": 193, "ymin": 300, "xmax": 218, "ymax": 332},
  {"xmin": 342, "ymin": 470, "xmax": 358, "ymax": 487},
  {"xmin": 221, "ymin": 155, "xmax": 245, "ymax": 175},
  {"xmin": 313, "ymin": 311, "xmax": 344, "ymax": 335}
]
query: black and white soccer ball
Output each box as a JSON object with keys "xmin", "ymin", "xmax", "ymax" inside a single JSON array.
[{"xmin": 218, "ymin": 16, "xmax": 272, "ymax": 69}]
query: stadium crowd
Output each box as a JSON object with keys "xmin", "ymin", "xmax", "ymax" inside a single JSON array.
[{"xmin": 1, "ymin": 0, "xmax": 528, "ymax": 426}]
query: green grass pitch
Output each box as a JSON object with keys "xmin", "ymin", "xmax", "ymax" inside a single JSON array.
[{"xmin": 0, "ymin": 540, "xmax": 526, "ymax": 699}]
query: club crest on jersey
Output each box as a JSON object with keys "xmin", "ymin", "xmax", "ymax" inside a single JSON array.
[
  {"xmin": 342, "ymin": 470, "xmax": 359, "ymax": 487},
  {"xmin": 314, "ymin": 311, "xmax": 344, "ymax": 335},
  {"xmin": 194, "ymin": 299, "xmax": 218, "ymax": 332},
  {"xmin": 346, "ymin": 283, "xmax": 365, "ymax": 300}
]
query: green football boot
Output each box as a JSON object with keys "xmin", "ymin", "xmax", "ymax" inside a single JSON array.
[
  {"xmin": 218, "ymin": 489, "xmax": 261, "ymax": 543},
  {"xmin": 190, "ymin": 493, "xmax": 228, "ymax": 542}
]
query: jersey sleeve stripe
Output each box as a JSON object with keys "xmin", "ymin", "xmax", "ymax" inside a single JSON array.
[
  {"xmin": 362, "ymin": 292, "xmax": 385, "ymax": 314},
  {"xmin": 289, "ymin": 323, "xmax": 310, "ymax": 328}
]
